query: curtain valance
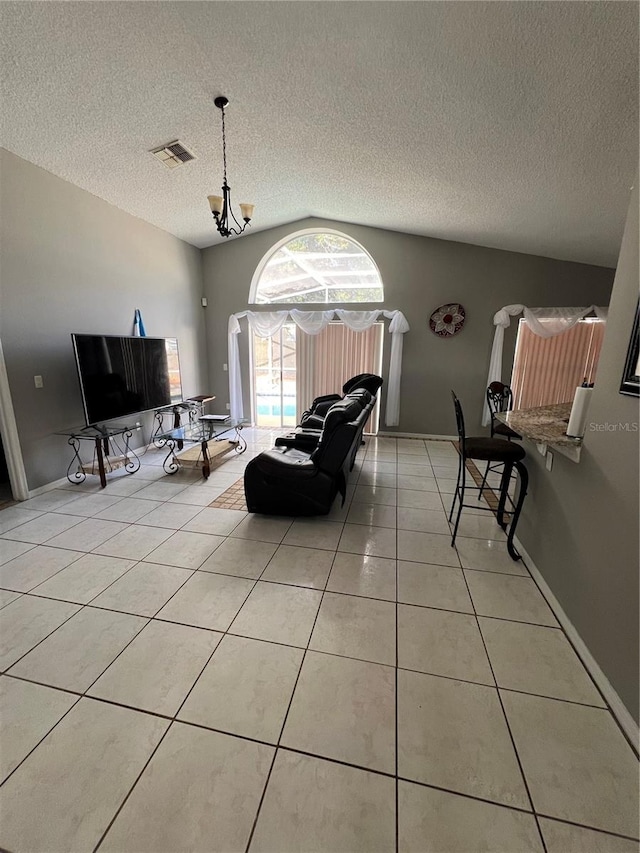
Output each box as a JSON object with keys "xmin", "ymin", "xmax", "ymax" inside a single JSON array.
[
  {"xmin": 228, "ymin": 309, "xmax": 410, "ymax": 426},
  {"xmin": 482, "ymin": 304, "xmax": 608, "ymax": 425}
]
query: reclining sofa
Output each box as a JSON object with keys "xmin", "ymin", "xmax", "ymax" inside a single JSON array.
[
  {"xmin": 299, "ymin": 372, "xmax": 383, "ymax": 430},
  {"xmin": 275, "ymin": 373, "xmax": 383, "ymax": 452},
  {"xmin": 244, "ymin": 390, "xmax": 375, "ymax": 516}
]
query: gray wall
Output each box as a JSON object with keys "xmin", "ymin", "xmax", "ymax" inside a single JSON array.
[
  {"xmin": 517, "ymin": 182, "xmax": 639, "ymax": 723},
  {"xmin": 202, "ymin": 217, "xmax": 614, "ymax": 435},
  {"xmin": 0, "ymin": 149, "xmax": 208, "ymax": 490}
]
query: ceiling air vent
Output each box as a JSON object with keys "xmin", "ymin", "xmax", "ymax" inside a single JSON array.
[{"xmin": 150, "ymin": 140, "xmax": 196, "ymax": 169}]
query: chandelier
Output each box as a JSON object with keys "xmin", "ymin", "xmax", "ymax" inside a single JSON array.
[{"xmin": 207, "ymin": 96, "xmax": 254, "ymax": 238}]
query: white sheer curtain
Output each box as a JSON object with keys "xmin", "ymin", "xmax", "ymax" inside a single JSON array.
[
  {"xmin": 228, "ymin": 309, "xmax": 410, "ymax": 426},
  {"xmin": 482, "ymin": 304, "xmax": 608, "ymax": 425},
  {"xmin": 246, "ymin": 311, "xmax": 289, "ymax": 338}
]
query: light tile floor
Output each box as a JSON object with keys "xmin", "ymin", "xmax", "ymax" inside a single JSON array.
[{"xmin": 0, "ymin": 430, "xmax": 638, "ymax": 852}]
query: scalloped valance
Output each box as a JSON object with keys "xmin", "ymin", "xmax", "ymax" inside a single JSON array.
[{"xmin": 228, "ymin": 309, "xmax": 410, "ymax": 427}]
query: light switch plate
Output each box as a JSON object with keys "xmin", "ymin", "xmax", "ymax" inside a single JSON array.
[{"xmin": 34, "ymin": 375, "xmax": 43, "ymax": 389}]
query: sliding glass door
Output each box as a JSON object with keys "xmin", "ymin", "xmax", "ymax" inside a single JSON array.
[
  {"xmin": 252, "ymin": 321, "xmax": 384, "ymax": 431},
  {"xmin": 252, "ymin": 323, "xmax": 297, "ymax": 428}
]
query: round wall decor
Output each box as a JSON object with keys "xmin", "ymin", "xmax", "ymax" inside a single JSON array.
[{"xmin": 429, "ymin": 303, "xmax": 466, "ymax": 337}]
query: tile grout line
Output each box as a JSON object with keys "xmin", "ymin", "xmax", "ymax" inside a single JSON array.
[
  {"xmin": 92, "ymin": 717, "xmax": 175, "ymax": 853},
  {"xmin": 3, "ymin": 508, "xmax": 230, "ymax": 713},
  {"xmin": 2, "ymin": 534, "xmax": 529, "ymax": 581},
  {"xmin": 394, "ymin": 443, "xmax": 399, "ymax": 853},
  {"xmin": 2, "ymin": 666, "xmax": 639, "ymax": 845},
  {"xmin": 3, "ymin": 636, "xmax": 613, "ymax": 715},
  {"xmin": 457, "ymin": 439, "xmax": 640, "ymax": 760},
  {"xmin": 0, "ymin": 608, "xmax": 156, "ymax": 788},
  {"xmin": 27, "ymin": 549, "xmax": 171, "ymax": 608},
  {"xmin": 0, "ymin": 547, "xmax": 97, "ymax": 598},
  {"xmin": 1, "ymin": 624, "xmax": 608, "ymax": 712},
  {"xmin": 0, "ymin": 474, "xmax": 248, "ymax": 551},
  {"xmin": 94, "ymin": 559, "xmax": 271, "ymax": 849},
  {"xmin": 81, "ymin": 438, "xmax": 292, "ymax": 851},
  {"xmin": 0, "ymin": 685, "xmax": 83, "ymax": 791},
  {"xmin": 0, "ymin": 604, "xmax": 85, "ymax": 679},
  {"xmin": 1, "ymin": 538, "xmax": 208, "ymax": 682},
  {"xmin": 4, "ymin": 462, "xmax": 611, "ymax": 695},
  {"xmin": 1, "ymin": 497, "xmax": 610, "ymax": 710},
  {"xmin": 242, "ymin": 532, "xmax": 340, "ymax": 853},
  {"xmin": 511, "ymin": 548, "xmax": 640, "ymax": 760},
  {"xmin": 97, "ymin": 507, "xmax": 301, "ymax": 853},
  {"xmin": 462, "ymin": 565, "xmax": 549, "ymax": 853}
]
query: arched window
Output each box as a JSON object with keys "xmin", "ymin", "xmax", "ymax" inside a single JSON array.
[{"xmin": 250, "ymin": 229, "xmax": 384, "ymax": 304}]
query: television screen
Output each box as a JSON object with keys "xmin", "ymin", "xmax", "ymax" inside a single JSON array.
[{"xmin": 71, "ymin": 334, "xmax": 183, "ymax": 425}]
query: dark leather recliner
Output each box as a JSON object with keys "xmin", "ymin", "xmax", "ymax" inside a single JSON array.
[
  {"xmin": 299, "ymin": 373, "xmax": 383, "ymax": 430},
  {"xmin": 244, "ymin": 393, "xmax": 372, "ymax": 516},
  {"xmin": 275, "ymin": 387, "xmax": 376, "ymax": 452}
]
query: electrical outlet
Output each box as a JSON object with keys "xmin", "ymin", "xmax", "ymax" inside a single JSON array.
[
  {"xmin": 226, "ymin": 402, "xmax": 230, "ymax": 410},
  {"xmin": 545, "ymin": 451, "xmax": 554, "ymax": 472},
  {"xmin": 34, "ymin": 375, "xmax": 43, "ymax": 389},
  {"xmin": 223, "ymin": 363, "xmax": 228, "ymax": 371}
]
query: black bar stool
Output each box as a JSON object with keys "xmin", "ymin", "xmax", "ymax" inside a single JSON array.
[
  {"xmin": 450, "ymin": 390, "xmax": 529, "ymax": 561},
  {"xmin": 479, "ymin": 381, "xmax": 522, "ymax": 495}
]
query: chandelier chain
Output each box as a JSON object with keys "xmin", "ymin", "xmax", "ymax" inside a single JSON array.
[{"xmin": 220, "ymin": 104, "xmax": 228, "ymax": 186}]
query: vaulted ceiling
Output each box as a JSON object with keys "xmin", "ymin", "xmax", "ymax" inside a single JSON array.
[{"xmin": 1, "ymin": 1, "xmax": 637, "ymax": 266}]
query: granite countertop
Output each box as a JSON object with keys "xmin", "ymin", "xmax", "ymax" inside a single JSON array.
[{"xmin": 495, "ymin": 403, "xmax": 582, "ymax": 447}]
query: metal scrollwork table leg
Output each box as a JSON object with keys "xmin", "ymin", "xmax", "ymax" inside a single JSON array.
[{"xmin": 65, "ymin": 437, "xmax": 86, "ymax": 484}]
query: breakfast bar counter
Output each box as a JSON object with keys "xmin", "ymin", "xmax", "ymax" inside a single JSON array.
[{"xmin": 495, "ymin": 402, "xmax": 583, "ymax": 461}]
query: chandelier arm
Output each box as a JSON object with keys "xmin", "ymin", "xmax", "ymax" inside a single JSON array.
[{"xmin": 225, "ymin": 184, "xmax": 245, "ymax": 233}]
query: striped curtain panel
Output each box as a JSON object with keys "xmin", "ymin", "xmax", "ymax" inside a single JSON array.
[
  {"xmin": 511, "ymin": 320, "xmax": 606, "ymax": 410},
  {"xmin": 295, "ymin": 330, "xmax": 315, "ymax": 424},
  {"xmin": 297, "ymin": 322, "xmax": 384, "ymax": 433}
]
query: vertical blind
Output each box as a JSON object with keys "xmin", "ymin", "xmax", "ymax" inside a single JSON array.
[
  {"xmin": 511, "ymin": 319, "xmax": 605, "ymax": 410},
  {"xmin": 297, "ymin": 322, "xmax": 383, "ymax": 433}
]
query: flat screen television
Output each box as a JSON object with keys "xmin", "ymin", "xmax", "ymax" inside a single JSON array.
[{"xmin": 71, "ymin": 334, "xmax": 183, "ymax": 426}]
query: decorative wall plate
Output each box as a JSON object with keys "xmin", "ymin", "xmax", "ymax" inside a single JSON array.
[{"xmin": 429, "ymin": 303, "xmax": 466, "ymax": 337}]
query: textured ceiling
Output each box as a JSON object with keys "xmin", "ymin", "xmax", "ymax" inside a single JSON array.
[{"xmin": 1, "ymin": 1, "xmax": 637, "ymax": 266}]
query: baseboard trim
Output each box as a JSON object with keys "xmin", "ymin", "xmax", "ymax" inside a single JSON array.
[
  {"xmin": 27, "ymin": 475, "xmax": 74, "ymax": 498},
  {"xmin": 514, "ymin": 534, "xmax": 639, "ymax": 753},
  {"xmin": 377, "ymin": 431, "xmax": 458, "ymax": 441}
]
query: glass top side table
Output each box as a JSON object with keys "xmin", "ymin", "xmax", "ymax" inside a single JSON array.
[
  {"xmin": 155, "ymin": 418, "xmax": 248, "ymax": 479},
  {"xmin": 152, "ymin": 396, "xmax": 216, "ymax": 449},
  {"xmin": 55, "ymin": 423, "xmax": 142, "ymax": 488}
]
